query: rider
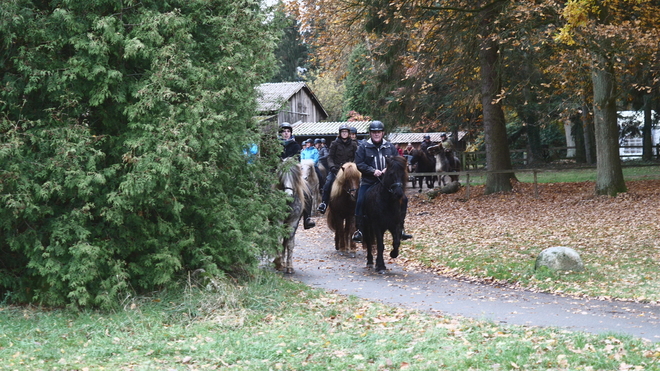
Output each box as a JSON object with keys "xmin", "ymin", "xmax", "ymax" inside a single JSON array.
[
  {"xmin": 351, "ymin": 120, "xmax": 412, "ymax": 243},
  {"xmin": 420, "ymin": 135, "xmax": 434, "ymax": 153},
  {"xmin": 279, "ymin": 122, "xmax": 315, "ymax": 230},
  {"xmin": 279, "ymin": 122, "xmax": 301, "ymax": 160},
  {"xmin": 349, "ymin": 126, "xmax": 364, "ymax": 146},
  {"xmin": 440, "ymin": 133, "xmax": 456, "ymax": 170},
  {"xmin": 317, "ymin": 124, "xmax": 357, "ymax": 214}
]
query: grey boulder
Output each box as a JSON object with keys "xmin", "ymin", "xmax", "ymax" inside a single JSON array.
[{"xmin": 535, "ymin": 246, "xmax": 584, "ymax": 272}]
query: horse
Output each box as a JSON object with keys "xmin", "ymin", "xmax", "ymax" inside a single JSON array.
[
  {"xmin": 428, "ymin": 144, "xmax": 461, "ymax": 186},
  {"xmin": 409, "ymin": 148, "xmax": 437, "ymax": 189},
  {"xmin": 274, "ymin": 158, "xmax": 312, "ymax": 274},
  {"xmin": 326, "ymin": 162, "xmax": 361, "ymax": 257},
  {"xmin": 362, "ymin": 156, "xmax": 409, "ymax": 273},
  {"xmin": 300, "ymin": 159, "xmax": 321, "ymax": 214}
]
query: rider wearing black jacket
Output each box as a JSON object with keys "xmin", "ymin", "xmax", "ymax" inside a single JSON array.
[
  {"xmin": 351, "ymin": 120, "xmax": 412, "ymax": 242},
  {"xmin": 317, "ymin": 124, "xmax": 358, "ymax": 214}
]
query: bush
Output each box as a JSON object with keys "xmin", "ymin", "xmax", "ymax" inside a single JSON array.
[{"xmin": 0, "ymin": 0, "xmax": 287, "ymax": 308}]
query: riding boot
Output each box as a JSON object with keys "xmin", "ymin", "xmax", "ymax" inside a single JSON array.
[
  {"xmin": 303, "ymin": 217, "xmax": 316, "ymax": 230},
  {"xmin": 401, "ymin": 230, "xmax": 413, "ymax": 240},
  {"xmin": 352, "ymin": 216, "xmax": 363, "ymax": 243}
]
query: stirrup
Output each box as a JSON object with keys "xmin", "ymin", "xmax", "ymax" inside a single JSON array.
[
  {"xmin": 352, "ymin": 230, "xmax": 363, "ymax": 243},
  {"xmin": 317, "ymin": 202, "xmax": 327, "ymax": 214}
]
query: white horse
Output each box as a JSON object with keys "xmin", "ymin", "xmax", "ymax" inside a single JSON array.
[
  {"xmin": 275, "ymin": 158, "xmax": 311, "ymax": 274},
  {"xmin": 300, "ymin": 159, "xmax": 321, "ymax": 214}
]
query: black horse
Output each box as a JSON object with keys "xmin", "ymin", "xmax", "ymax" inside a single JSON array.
[
  {"xmin": 363, "ymin": 156, "xmax": 408, "ymax": 273},
  {"xmin": 409, "ymin": 148, "xmax": 437, "ymax": 189}
]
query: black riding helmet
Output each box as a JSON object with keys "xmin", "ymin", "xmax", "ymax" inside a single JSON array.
[
  {"xmin": 349, "ymin": 126, "xmax": 358, "ymax": 134},
  {"xmin": 369, "ymin": 120, "xmax": 385, "ymax": 131},
  {"xmin": 338, "ymin": 123, "xmax": 350, "ymax": 133},
  {"xmin": 280, "ymin": 122, "xmax": 293, "ymax": 132}
]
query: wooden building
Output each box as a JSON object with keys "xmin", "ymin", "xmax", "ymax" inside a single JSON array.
[{"xmin": 255, "ymin": 82, "xmax": 328, "ymax": 125}]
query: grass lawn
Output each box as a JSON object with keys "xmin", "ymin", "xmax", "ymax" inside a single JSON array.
[{"xmin": 1, "ymin": 273, "xmax": 659, "ymax": 370}]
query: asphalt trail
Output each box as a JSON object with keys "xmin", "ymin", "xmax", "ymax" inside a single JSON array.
[{"xmin": 289, "ymin": 219, "xmax": 660, "ymax": 343}]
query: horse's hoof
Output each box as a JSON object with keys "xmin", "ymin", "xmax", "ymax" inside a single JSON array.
[
  {"xmin": 377, "ymin": 268, "xmax": 387, "ymax": 274},
  {"xmin": 285, "ymin": 268, "xmax": 294, "ymax": 274},
  {"xmin": 349, "ymin": 252, "xmax": 356, "ymax": 258},
  {"xmin": 390, "ymin": 250, "xmax": 399, "ymax": 259},
  {"xmin": 338, "ymin": 251, "xmax": 345, "ymax": 256}
]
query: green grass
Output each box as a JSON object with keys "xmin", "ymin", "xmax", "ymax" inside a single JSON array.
[
  {"xmin": 461, "ymin": 164, "xmax": 660, "ymax": 185},
  {"xmin": 2, "ymin": 271, "xmax": 659, "ymax": 370}
]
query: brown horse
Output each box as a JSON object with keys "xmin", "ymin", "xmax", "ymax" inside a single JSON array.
[{"xmin": 326, "ymin": 162, "xmax": 361, "ymax": 257}]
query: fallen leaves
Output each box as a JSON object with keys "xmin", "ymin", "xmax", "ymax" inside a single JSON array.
[{"xmin": 402, "ymin": 180, "xmax": 660, "ymax": 301}]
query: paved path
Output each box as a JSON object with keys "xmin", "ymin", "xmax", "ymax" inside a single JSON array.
[{"xmin": 289, "ymin": 221, "xmax": 660, "ymax": 343}]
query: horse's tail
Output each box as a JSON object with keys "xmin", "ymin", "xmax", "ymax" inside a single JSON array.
[{"xmin": 326, "ymin": 207, "xmax": 337, "ymax": 232}]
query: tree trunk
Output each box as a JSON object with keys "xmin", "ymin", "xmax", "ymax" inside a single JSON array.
[
  {"xmin": 581, "ymin": 104, "xmax": 597, "ymax": 165},
  {"xmin": 571, "ymin": 112, "xmax": 586, "ymax": 163},
  {"xmin": 642, "ymin": 94, "xmax": 653, "ymax": 161},
  {"xmin": 591, "ymin": 53, "xmax": 626, "ymax": 196},
  {"xmin": 480, "ymin": 30, "xmax": 514, "ymax": 194}
]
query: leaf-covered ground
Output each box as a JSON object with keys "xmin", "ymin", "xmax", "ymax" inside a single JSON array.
[{"xmin": 401, "ymin": 180, "xmax": 660, "ymax": 303}]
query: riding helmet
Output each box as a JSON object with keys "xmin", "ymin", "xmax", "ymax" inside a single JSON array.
[
  {"xmin": 314, "ymin": 138, "xmax": 322, "ymax": 144},
  {"xmin": 369, "ymin": 120, "xmax": 385, "ymax": 131},
  {"xmin": 423, "ymin": 135, "xmax": 431, "ymax": 140},
  {"xmin": 349, "ymin": 126, "xmax": 358, "ymax": 134},
  {"xmin": 279, "ymin": 122, "xmax": 293, "ymax": 132},
  {"xmin": 338, "ymin": 123, "xmax": 350, "ymax": 133}
]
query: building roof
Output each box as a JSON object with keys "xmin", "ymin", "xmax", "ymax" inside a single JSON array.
[
  {"xmin": 387, "ymin": 131, "xmax": 467, "ymax": 144},
  {"xmin": 255, "ymin": 82, "xmax": 328, "ymax": 119},
  {"xmin": 291, "ymin": 121, "xmax": 372, "ymax": 136}
]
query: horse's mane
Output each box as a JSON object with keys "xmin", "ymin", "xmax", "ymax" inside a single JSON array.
[
  {"xmin": 330, "ymin": 162, "xmax": 360, "ymax": 200},
  {"xmin": 382, "ymin": 156, "xmax": 408, "ymax": 190},
  {"xmin": 278, "ymin": 158, "xmax": 306, "ymax": 204}
]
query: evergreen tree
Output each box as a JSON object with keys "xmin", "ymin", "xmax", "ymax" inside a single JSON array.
[
  {"xmin": 0, "ymin": 0, "xmax": 287, "ymax": 307},
  {"xmin": 271, "ymin": 3, "xmax": 309, "ymax": 82}
]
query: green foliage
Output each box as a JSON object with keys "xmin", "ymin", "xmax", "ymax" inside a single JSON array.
[
  {"xmin": 0, "ymin": 0, "xmax": 288, "ymax": 308},
  {"xmin": 270, "ymin": 4, "xmax": 309, "ymax": 82},
  {"xmin": 343, "ymin": 44, "xmax": 379, "ymax": 119}
]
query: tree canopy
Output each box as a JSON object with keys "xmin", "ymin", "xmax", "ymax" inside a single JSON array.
[{"xmin": 294, "ymin": 0, "xmax": 660, "ymax": 194}]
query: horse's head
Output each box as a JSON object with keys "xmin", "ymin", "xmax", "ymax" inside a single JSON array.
[
  {"xmin": 384, "ymin": 156, "xmax": 408, "ymax": 199},
  {"xmin": 341, "ymin": 163, "xmax": 360, "ymax": 201}
]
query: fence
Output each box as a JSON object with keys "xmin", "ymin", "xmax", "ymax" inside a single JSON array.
[
  {"xmin": 411, "ymin": 163, "xmax": 659, "ymax": 200},
  {"xmin": 461, "ymin": 146, "xmax": 660, "ymax": 169}
]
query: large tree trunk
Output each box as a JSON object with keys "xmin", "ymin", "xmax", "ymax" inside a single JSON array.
[
  {"xmin": 480, "ymin": 29, "xmax": 514, "ymax": 194},
  {"xmin": 591, "ymin": 53, "xmax": 626, "ymax": 196}
]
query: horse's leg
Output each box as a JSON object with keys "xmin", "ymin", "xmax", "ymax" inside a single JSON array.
[
  {"xmin": 390, "ymin": 227, "xmax": 401, "ymax": 259},
  {"xmin": 375, "ymin": 231, "xmax": 387, "ymax": 273},
  {"xmin": 284, "ymin": 233, "xmax": 295, "ymax": 274},
  {"xmin": 336, "ymin": 219, "xmax": 345, "ymax": 255},
  {"xmin": 347, "ymin": 214, "xmax": 357, "ymax": 258},
  {"xmin": 365, "ymin": 230, "xmax": 374, "ymax": 268}
]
